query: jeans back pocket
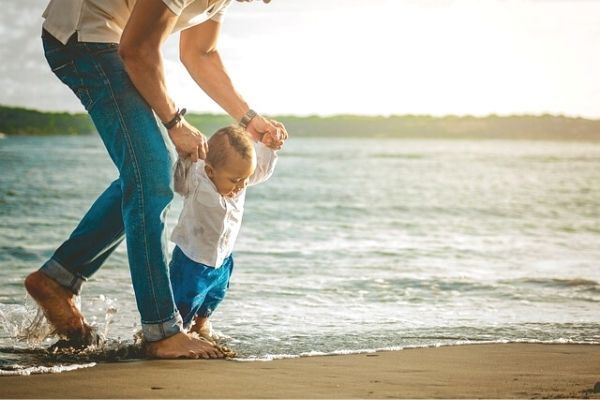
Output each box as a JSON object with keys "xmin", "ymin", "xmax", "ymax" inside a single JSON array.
[{"xmin": 43, "ymin": 34, "xmax": 94, "ymax": 111}]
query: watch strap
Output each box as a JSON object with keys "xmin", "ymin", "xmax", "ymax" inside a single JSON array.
[
  {"xmin": 163, "ymin": 108, "xmax": 187, "ymax": 130},
  {"xmin": 239, "ymin": 109, "xmax": 258, "ymax": 129}
]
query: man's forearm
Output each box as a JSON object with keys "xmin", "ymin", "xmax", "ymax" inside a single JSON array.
[
  {"xmin": 120, "ymin": 47, "xmax": 178, "ymax": 123},
  {"xmin": 182, "ymin": 50, "xmax": 250, "ymax": 122},
  {"xmin": 118, "ymin": 0, "xmax": 182, "ymax": 125},
  {"xmin": 118, "ymin": 46, "xmax": 208, "ymax": 161}
]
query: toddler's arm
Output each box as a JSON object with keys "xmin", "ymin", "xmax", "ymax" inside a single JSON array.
[
  {"xmin": 173, "ymin": 156, "xmax": 194, "ymax": 196},
  {"xmin": 248, "ymin": 142, "xmax": 278, "ymax": 186}
]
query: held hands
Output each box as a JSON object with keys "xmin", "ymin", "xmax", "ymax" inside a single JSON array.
[
  {"xmin": 168, "ymin": 118, "xmax": 208, "ymax": 162},
  {"xmin": 246, "ymin": 115, "xmax": 288, "ymax": 150},
  {"xmin": 168, "ymin": 112, "xmax": 286, "ymax": 160}
]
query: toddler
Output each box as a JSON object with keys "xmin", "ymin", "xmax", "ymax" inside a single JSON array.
[{"xmin": 170, "ymin": 125, "xmax": 281, "ymax": 342}]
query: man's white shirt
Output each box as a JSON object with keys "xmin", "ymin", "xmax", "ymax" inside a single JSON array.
[{"xmin": 42, "ymin": 0, "xmax": 232, "ymax": 45}]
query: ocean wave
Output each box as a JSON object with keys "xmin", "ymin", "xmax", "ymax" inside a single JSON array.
[
  {"xmin": 327, "ymin": 276, "xmax": 600, "ymax": 303},
  {"xmin": 369, "ymin": 153, "xmax": 427, "ymax": 159},
  {"xmin": 498, "ymin": 277, "xmax": 600, "ymax": 301},
  {"xmin": 0, "ymin": 362, "xmax": 96, "ymax": 376},
  {"xmin": 0, "ymin": 322, "xmax": 597, "ymax": 372},
  {"xmin": 233, "ymin": 338, "xmax": 600, "ymax": 362},
  {"xmin": 504, "ymin": 277, "xmax": 600, "ymax": 290},
  {"xmin": 523, "ymin": 155, "xmax": 600, "ymax": 163},
  {"xmin": 2, "ymin": 338, "xmax": 596, "ymax": 371},
  {"xmin": 0, "ymin": 245, "xmax": 47, "ymax": 263},
  {"xmin": 334, "ymin": 277, "xmax": 498, "ymax": 295}
]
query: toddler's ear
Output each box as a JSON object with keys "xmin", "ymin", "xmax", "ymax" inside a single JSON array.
[{"xmin": 204, "ymin": 163, "xmax": 214, "ymax": 178}]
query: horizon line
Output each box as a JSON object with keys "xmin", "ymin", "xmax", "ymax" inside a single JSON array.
[{"xmin": 2, "ymin": 103, "xmax": 599, "ymax": 122}]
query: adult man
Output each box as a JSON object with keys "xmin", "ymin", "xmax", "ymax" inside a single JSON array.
[{"xmin": 25, "ymin": 0, "xmax": 287, "ymax": 359}]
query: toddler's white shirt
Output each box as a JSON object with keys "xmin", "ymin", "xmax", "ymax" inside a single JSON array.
[{"xmin": 171, "ymin": 142, "xmax": 277, "ymax": 267}]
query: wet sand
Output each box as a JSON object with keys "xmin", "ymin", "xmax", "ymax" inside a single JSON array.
[{"xmin": 1, "ymin": 343, "xmax": 599, "ymax": 398}]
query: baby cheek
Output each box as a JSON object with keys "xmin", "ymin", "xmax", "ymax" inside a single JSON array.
[
  {"xmin": 216, "ymin": 181, "xmax": 232, "ymax": 196},
  {"xmin": 226, "ymin": 182, "xmax": 237, "ymax": 193}
]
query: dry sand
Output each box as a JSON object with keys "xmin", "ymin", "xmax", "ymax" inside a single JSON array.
[{"xmin": 1, "ymin": 343, "xmax": 599, "ymax": 398}]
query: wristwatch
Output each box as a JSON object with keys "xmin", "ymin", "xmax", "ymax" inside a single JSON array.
[
  {"xmin": 162, "ymin": 108, "xmax": 187, "ymax": 130},
  {"xmin": 239, "ymin": 109, "xmax": 258, "ymax": 129}
]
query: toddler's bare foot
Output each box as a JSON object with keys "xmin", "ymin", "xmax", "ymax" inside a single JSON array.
[
  {"xmin": 189, "ymin": 316, "xmax": 214, "ymax": 342},
  {"xmin": 189, "ymin": 318, "xmax": 236, "ymax": 358},
  {"xmin": 24, "ymin": 271, "xmax": 91, "ymax": 340},
  {"xmin": 143, "ymin": 331, "xmax": 224, "ymax": 359}
]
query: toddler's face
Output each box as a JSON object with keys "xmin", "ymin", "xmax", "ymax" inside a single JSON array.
[{"xmin": 205, "ymin": 150, "xmax": 256, "ymax": 198}]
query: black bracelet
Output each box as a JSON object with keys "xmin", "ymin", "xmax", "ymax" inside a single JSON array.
[{"xmin": 162, "ymin": 108, "xmax": 187, "ymax": 130}]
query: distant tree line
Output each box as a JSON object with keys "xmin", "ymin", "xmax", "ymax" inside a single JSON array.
[
  {"xmin": 1, "ymin": 104, "xmax": 600, "ymax": 141},
  {"xmin": 274, "ymin": 114, "xmax": 600, "ymax": 141},
  {"xmin": 0, "ymin": 105, "xmax": 94, "ymax": 135}
]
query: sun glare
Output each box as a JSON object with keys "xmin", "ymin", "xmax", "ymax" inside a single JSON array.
[{"xmin": 166, "ymin": 0, "xmax": 599, "ymax": 117}]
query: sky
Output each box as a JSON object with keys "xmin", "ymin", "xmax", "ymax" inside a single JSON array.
[{"xmin": 0, "ymin": 0, "xmax": 599, "ymax": 118}]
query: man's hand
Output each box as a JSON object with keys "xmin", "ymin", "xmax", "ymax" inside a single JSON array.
[
  {"xmin": 247, "ymin": 116, "xmax": 288, "ymax": 150},
  {"xmin": 168, "ymin": 118, "xmax": 208, "ymax": 162}
]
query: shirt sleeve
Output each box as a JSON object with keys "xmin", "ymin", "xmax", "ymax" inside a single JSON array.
[
  {"xmin": 161, "ymin": 0, "xmax": 197, "ymax": 16},
  {"xmin": 173, "ymin": 157, "xmax": 195, "ymax": 197},
  {"xmin": 248, "ymin": 142, "xmax": 278, "ymax": 186},
  {"xmin": 210, "ymin": 0, "xmax": 231, "ymax": 22}
]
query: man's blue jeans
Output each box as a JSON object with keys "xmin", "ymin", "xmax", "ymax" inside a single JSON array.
[{"xmin": 39, "ymin": 30, "xmax": 182, "ymax": 341}]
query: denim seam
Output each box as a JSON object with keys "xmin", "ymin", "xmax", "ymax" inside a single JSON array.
[
  {"xmin": 84, "ymin": 42, "xmax": 119, "ymax": 55},
  {"xmin": 141, "ymin": 311, "xmax": 180, "ymax": 325},
  {"xmin": 40, "ymin": 257, "xmax": 87, "ymax": 294},
  {"xmin": 51, "ymin": 255, "xmax": 88, "ymax": 282},
  {"xmin": 54, "ymin": 212, "xmax": 125, "ymax": 275},
  {"xmin": 44, "ymin": 47, "xmax": 64, "ymax": 56},
  {"xmin": 69, "ymin": 275, "xmax": 79, "ymax": 290},
  {"xmin": 92, "ymin": 60, "xmax": 164, "ymax": 328},
  {"xmin": 70, "ymin": 57, "xmax": 93, "ymax": 111},
  {"xmin": 41, "ymin": 31, "xmax": 67, "ymax": 56},
  {"xmin": 80, "ymin": 226, "xmax": 125, "ymax": 270}
]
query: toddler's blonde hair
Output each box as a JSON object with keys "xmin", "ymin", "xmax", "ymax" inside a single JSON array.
[{"xmin": 206, "ymin": 125, "xmax": 254, "ymax": 168}]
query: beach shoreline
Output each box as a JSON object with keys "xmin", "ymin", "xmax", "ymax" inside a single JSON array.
[{"xmin": 0, "ymin": 343, "xmax": 598, "ymax": 398}]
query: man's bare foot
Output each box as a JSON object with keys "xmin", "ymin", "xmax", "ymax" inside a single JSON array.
[
  {"xmin": 24, "ymin": 271, "xmax": 91, "ymax": 340},
  {"xmin": 143, "ymin": 331, "xmax": 224, "ymax": 359}
]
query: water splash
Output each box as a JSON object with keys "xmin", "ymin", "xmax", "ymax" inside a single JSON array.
[
  {"xmin": 0, "ymin": 294, "xmax": 147, "ymax": 375},
  {"xmin": 98, "ymin": 294, "xmax": 118, "ymax": 339},
  {"xmin": 0, "ymin": 301, "xmax": 54, "ymax": 347}
]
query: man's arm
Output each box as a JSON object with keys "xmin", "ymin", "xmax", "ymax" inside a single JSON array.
[
  {"xmin": 180, "ymin": 20, "xmax": 247, "ymax": 123},
  {"xmin": 179, "ymin": 20, "xmax": 287, "ymax": 143},
  {"xmin": 119, "ymin": 0, "xmax": 207, "ymax": 161}
]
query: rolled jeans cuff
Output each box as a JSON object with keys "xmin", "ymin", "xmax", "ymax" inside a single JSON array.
[
  {"xmin": 142, "ymin": 312, "xmax": 183, "ymax": 342},
  {"xmin": 40, "ymin": 258, "xmax": 86, "ymax": 295}
]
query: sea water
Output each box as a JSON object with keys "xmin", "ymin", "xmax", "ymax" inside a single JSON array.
[{"xmin": 0, "ymin": 135, "xmax": 599, "ymax": 374}]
